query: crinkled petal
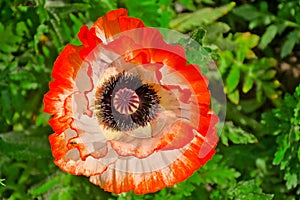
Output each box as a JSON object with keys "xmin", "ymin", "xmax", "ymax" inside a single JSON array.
[
  {"xmin": 89, "ymin": 125, "xmax": 218, "ymax": 194},
  {"xmin": 49, "ymin": 128, "xmax": 118, "ymax": 176},
  {"xmin": 78, "ymin": 26, "xmax": 102, "ymax": 59},
  {"xmin": 44, "ymin": 44, "xmax": 83, "ymax": 134},
  {"xmin": 93, "ymin": 8, "xmax": 144, "ymax": 42}
]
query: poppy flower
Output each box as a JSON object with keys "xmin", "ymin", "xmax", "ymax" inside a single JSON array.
[{"xmin": 44, "ymin": 8, "xmax": 219, "ymax": 194}]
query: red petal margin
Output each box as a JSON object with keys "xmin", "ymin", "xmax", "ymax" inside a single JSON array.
[
  {"xmin": 76, "ymin": 8, "xmax": 146, "ymax": 74},
  {"xmin": 78, "ymin": 26, "xmax": 102, "ymax": 60},
  {"xmin": 174, "ymin": 64, "xmax": 213, "ymax": 137},
  {"xmin": 43, "ymin": 44, "xmax": 83, "ymax": 134},
  {"xmin": 93, "ymin": 8, "xmax": 145, "ymax": 40},
  {"xmin": 89, "ymin": 123, "xmax": 218, "ymax": 194}
]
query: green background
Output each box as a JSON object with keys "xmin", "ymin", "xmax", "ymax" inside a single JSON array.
[{"xmin": 0, "ymin": 0, "xmax": 299, "ymax": 199}]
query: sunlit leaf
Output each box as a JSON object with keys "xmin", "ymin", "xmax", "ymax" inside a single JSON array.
[
  {"xmin": 242, "ymin": 76, "xmax": 254, "ymax": 93},
  {"xmin": 0, "ymin": 179, "xmax": 5, "ymax": 186},
  {"xmin": 284, "ymin": 173, "xmax": 298, "ymax": 190},
  {"xmin": 226, "ymin": 65, "xmax": 240, "ymax": 93},
  {"xmin": 259, "ymin": 24, "xmax": 278, "ymax": 49},
  {"xmin": 228, "ymin": 89, "xmax": 239, "ymax": 104},
  {"xmin": 170, "ymin": 2, "xmax": 235, "ymax": 32}
]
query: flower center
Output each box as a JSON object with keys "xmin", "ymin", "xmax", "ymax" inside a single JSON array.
[
  {"xmin": 113, "ymin": 88, "xmax": 139, "ymax": 115},
  {"xmin": 96, "ymin": 72, "xmax": 160, "ymax": 132}
]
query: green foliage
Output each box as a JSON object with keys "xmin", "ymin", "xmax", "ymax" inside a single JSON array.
[
  {"xmin": 219, "ymin": 32, "xmax": 280, "ymax": 105},
  {"xmin": 123, "ymin": 0, "xmax": 175, "ymax": 27},
  {"xmin": 262, "ymin": 85, "xmax": 300, "ymax": 193},
  {"xmin": 0, "ymin": 127, "xmax": 51, "ymax": 160},
  {"xmin": 233, "ymin": 0, "xmax": 300, "ymax": 58},
  {"xmin": 0, "ymin": 0, "xmax": 97, "ymax": 132},
  {"xmin": 0, "ymin": 0, "xmax": 299, "ymax": 199},
  {"xmin": 0, "ymin": 126, "xmax": 54, "ymax": 199},
  {"xmin": 227, "ymin": 180, "xmax": 274, "ymax": 200},
  {"xmin": 29, "ymin": 172, "xmax": 112, "ymax": 200},
  {"xmin": 220, "ymin": 122, "xmax": 258, "ymax": 146},
  {"xmin": 170, "ymin": 2, "xmax": 235, "ymax": 32}
]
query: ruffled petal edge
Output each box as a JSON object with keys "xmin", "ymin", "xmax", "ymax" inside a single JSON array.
[{"xmin": 44, "ymin": 44, "xmax": 83, "ymax": 134}]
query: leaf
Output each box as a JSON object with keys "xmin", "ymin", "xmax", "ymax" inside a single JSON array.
[
  {"xmin": 58, "ymin": 187, "xmax": 73, "ymax": 200},
  {"xmin": 29, "ymin": 174, "xmax": 61, "ymax": 195},
  {"xmin": 220, "ymin": 122, "xmax": 258, "ymax": 146},
  {"xmin": 239, "ymin": 98, "xmax": 266, "ymax": 114},
  {"xmin": 261, "ymin": 70, "xmax": 277, "ymax": 80},
  {"xmin": 204, "ymin": 22, "xmax": 235, "ymax": 50},
  {"xmin": 259, "ymin": 24, "xmax": 278, "ymax": 49},
  {"xmin": 284, "ymin": 173, "xmax": 298, "ymax": 190},
  {"xmin": 204, "ymin": 22, "xmax": 231, "ymax": 43},
  {"xmin": 178, "ymin": 0, "xmax": 196, "ymax": 11},
  {"xmin": 126, "ymin": 0, "xmax": 161, "ymax": 26},
  {"xmin": 0, "ymin": 178, "xmax": 5, "ymax": 186},
  {"xmin": 219, "ymin": 51, "xmax": 234, "ymax": 75},
  {"xmin": 69, "ymin": 13, "xmax": 84, "ymax": 39},
  {"xmin": 249, "ymin": 15, "xmax": 273, "ymax": 30},
  {"xmin": 33, "ymin": 24, "xmax": 49, "ymax": 52},
  {"xmin": 45, "ymin": 2, "xmax": 91, "ymax": 14},
  {"xmin": 256, "ymin": 82, "xmax": 264, "ymax": 102},
  {"xmin": 232, "ymin": 4, "xmax": 260, "ymax": 21},
  {"xmin": 227, "ymin": 180, "xmax": 274, "ymax": 200},
  {"xmin": 0, "ymin": 127, "xmax": 52, "ymax": 160},
  {"xmin": 273, "ymin": 147, "xmax": 286, "ymax": 165},
  {"xmin": 226, "ymin": 65, "xmax": 240, "ymax": 93},
  {"xmin": 200, "ymin": 155, "xmax": 241, "ymax": 188},
  {"xmin": 170, "ymin": 2, "xmax": 235, "ymax": 32},
  {"xmin": 228, "ymin": 89, "xmax": 239, "ymax": 105},
  {"xmin": 242, "ymin": 76, "xmax": 254, "ymax": 93},
  {"xmin": 281, "ymin": 39, "xmax": 295, "ymax": 58},
  {"xmin": 16, "ymin": 21, "xmax": 30, "ymax": 37},
  {"xmin": 262, "ymin": 85, "xmax": 300, "ymax": 191},
  {"xmin": 1, "ymin": 90, "xmax": 13, "ymax": 124},
  {"xmin": 280, "ymin": 30, "xmax": 300, "ymax": 58},
  {"xmin": 236, "ymin": 32, "xmax": 260, "ymax": 49},
  {"xmin": 191, "ymin": 27, "xmax": 207, "ymax": 44},
  {"xmin": 100, "ymin": 0, "xmax": 117, "ymax": 10},
  {"xmin": 262, "ymin": 82, "xmax": 280, "ymax": 100},
  {"xmin": 234, "ymin": 32, "xmax": 259, "ymax": 62},
  {"xmin": 0, "ymin": 23, "xmax": 22, "ymax": 53}
]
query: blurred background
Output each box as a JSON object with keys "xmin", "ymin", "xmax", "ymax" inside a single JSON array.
[{"xmin": 0, "ymin": 0, "xmax": 299, "ymax": 199}]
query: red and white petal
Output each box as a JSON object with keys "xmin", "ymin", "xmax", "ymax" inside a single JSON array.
[
  {"xmin": 89, "ymin": 124, "xmax": 218, "ymax": 194},
  {"xmin": 93, "ymin": 8, "xmax": 144, "ymax": 43},
  {"xmin": 49, "ymin": 128, "xmax": 118, "ymax": 176},
  {"xmin": 44, "ymin": 44, "xmax": 83, "ymax": 134}
]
